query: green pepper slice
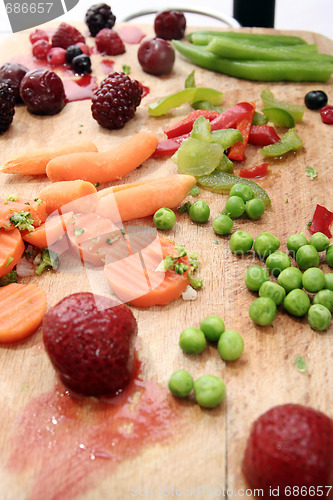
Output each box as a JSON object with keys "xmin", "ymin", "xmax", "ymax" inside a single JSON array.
[
  {"xmin": 172, "ymin": 137, "xmax": 224, "ymax": 176},
  {"xmin": 211, "ymin": 128, "xmax": 243, "ymax": 149},
  {"xmin": 260, "ymin": 88, "xmax": 305, "ymax": 121},
  {"xmin": 262, "ymin": 107, "xmax": 295, "ymax": 128},
  {"xmin": 148, "ymin": 87, "xmax": 224, "ymax": 117},
  {"xmin": 260, "ymin": 128, "xmax": 303, "ymax": 157}
]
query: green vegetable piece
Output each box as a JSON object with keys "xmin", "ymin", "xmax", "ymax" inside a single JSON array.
[
  {"xmin": 229, "ymin": 182, "xmax": 254, "ymax": 202},
  {"xmin": 295, "ymin": 356, "xmax": 307, "ymax": 372},
  {"xmin": 212, "ymin": 214, "xmax": 233, "ymax": 236},
  {"xmin": 252, "ymin": 111, "xmax": 269, "ymax": 126},
  {"xmin": 296, "ymin": 244, "xmax": 320, "ymax": 270},
  {"xmin": 191, "ymin": 101, "xmax": 224, "ymax": 112},
  {"xmin": 168, "ymin": 370, "xmax": 194, "ymax": 398},
  {"xmin": 284, "ymin": 289, "xmax": 310, "ymax": 317},
  {"xmin": 327, "ymin": 245, "xmax": 333, "ymax": 268},
  {"xmin": 190, "ymin": 185, "xmax": 199, "ymax": 197},
  {"xmin": 200, "ymin": 315, "xmax": 225, "ymax": 342},
  {"xmin": 249, "ymin": 297, "xmax": 277, "ymax": 326},
  {"xmin": 185, "ymin": 70, "xmax": 196, "ymax": 88},
  {"xmin": 189, "ymin": 200, "xmax": 210, "ymax": 223},
  {"xmin": 259, "ymin": 281, "xmax": 286, "ymax": 305},
  {"xmin": 229, "ymin": 230, "xmax": 253, "ymax": 255},
  {"xmin": 307, "ymin": 304, "xmax": 331, "ymax": 331},
  {"xmin": 196, "ymin": 170, "xmax": 271, "ymax": 207},
  {"xmin": 211, "ymin": 128, "xmax": 243, "ymax": 149},
  {"xmin": 278, "ymin": 267, "xmax": 303, "ymax": 293},
  {"xmin": 254, "ymin": 232, "xmax": 280, "ymax": 259},
  {"xmin": 148, "ymin": 87, "xmax": 224, "ymax": 116},
  {"xmin": 172, "ymin": 137, "xmax": 224, "ymax": 177},
  {"xmin": 179, "ymin": 327, "xmax": 206, "ymax": 354},
  {"xmin": 216, "ymin": 154, "xmax": 234, "ymax": 173},
  {"xmin": 305, "ymin": 165, "xmax": 317, "ymax": 180},
  {"xmin": 153, "ymin": 207, "xmax": 176, "ymax": 231},
  {"xmin": 313, "ymin": 289, "xmax": 333, "ymax": 312},
  {"xmin": 309, "ymin": 232, "xmax": 330, "ymax": 252},
  {"xmin": 223, "ymin": 195, "xmax": 245, "ymax": 219},
  {"xmin": 218, "ymin": 329, "xmax": 244, "ymax": 361},
  {"xmin": 190, "ymin": 115, "xmax": 212, "ymax": 142},
  {"xmin": 35, "ymin": 248, "xmax": 60, "ymax": 276},
  {"xmin": 261, "ymin": 128, "xmax": 303, "ymax": 157},
  {"xmin": 9, "ymin": 211, "xmax": 35, "ymax": 232},
  {"xmin": 0, "ymin": 269, "xmax": 17, "ymax": 287},
  {"xmin": 287, "ymin": 233, "xmax": 308, "ymax": 258},
  {"xmin": 266, "ymin": 251, "xmax": 291, "ymax": 277},
  {"xmin": 245, "ymin": 198, "xmax": 265, "ymax": 220},
  {"xmin": 260, "ymin": 88, "xmax": 305, "ymax": 121},
  {"xmin": 302, "ymin": 267, "xmax": 326, "ymax": 293},
  {"xmin": 193, "ymin": 375, "xmax": 226, "ymax": 408},
  {"xmin": 262, "ymin": 107, "xmax": 295, "ymax": 128},
  {"xmin": 244, "ymin": 265, "xmax": 270, "ymax": 292},
  {"xmin": 187, "ymin": 30, "xmax": 309, "ymax": 47},
  {"xmin": 325, "ymin": 273, "xmax": 333, "ymax": 290}
]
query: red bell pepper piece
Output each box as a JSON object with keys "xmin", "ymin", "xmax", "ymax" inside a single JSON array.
[
  {"xmin": 164, "ymin": 110, "xmax": 220, "ymax": 138},
  {"xmin": 239, "ymin": 162, "xmax": 269, "ymax": 179},
  {"xmin": 248, "ymin": 125, "xmax": 280, "ymax": 146},
  {"xmin": 309, "ymin": 204, "xmax": 333, "ymax": 238},
  {"xmin": 210, "ymin": 102, "xmax": 254, "ymax": 131},
  {"xmin": 152, "ymin": 136, "xmax": 188, "ymax": 156},
  {"xmin": 228, "ymin": 103, "xmax": 256, "ymax": 162}
]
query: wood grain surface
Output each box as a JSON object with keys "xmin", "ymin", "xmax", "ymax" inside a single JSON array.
[{"xmin": 0, "ymin": 21, "xmax": 332, "ymax": 500}]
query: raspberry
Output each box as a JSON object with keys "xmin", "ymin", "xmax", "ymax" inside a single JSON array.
[
  {"xmin": 52, "ymin": 22, "xmax": 85, "ymax": 49},
  {"xmin": 91, "ymin": 72, "xmax": 142, "ymax": 130},
  {"xmin": 75, "ymin": 42, "xmax": 90, "ymax": 55},
  {"xmin": 32, "ymin": 39, "xmax": 52, "ymax": 60},
  {"xmin": 85, "ymin": 3, "xmax": 116, "ymax": 37},
  {"xmin": 95, "ymin": 28, "xmax": 125, "ymax": 56},
  {"xmin": 29, "ymin": 28, "xmax": 49, "ymax": 44},
  {"xmin": 0, "ymin": 82, "xmax": 15, "ymax": 133},
  {"xmin": 46, "ymin": 47, "xmax": 66, "ymax": 66}
]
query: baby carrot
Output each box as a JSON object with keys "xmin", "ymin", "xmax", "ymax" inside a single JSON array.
[
  {"xmin": 0, "ymin": 227, "xmax": 25, "ymax": 278},
  {"xmin": 46, "ymin": 131, "xmax": 158, "ymax": 184},
  {"xmin": 38, "ymin": 180, "xmax": 97, "ymax": 215},
  {"xmin": 0, "ymin": 141, "xmax": 98, "ymax": 176},
  {"xmin": 22, "ymin": 212, "xmax": 73, "ymax": 248},
  {"xmin": 0, "ymin": 283, "xmax": 47, "ymax": 343}
]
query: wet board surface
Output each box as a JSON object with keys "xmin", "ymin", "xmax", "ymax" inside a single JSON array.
[{"xmin": 0, "ymin": 21, "xmax": 333, "ymax": 500}]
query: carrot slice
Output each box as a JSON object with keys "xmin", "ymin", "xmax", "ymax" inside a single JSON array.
[
  {"xmin": 0, "ymin": 227, "xmax": 25, "ymax": 277},
  {"xmin": 39, "ymin": 180, "xmax": 97, "ymax": 215},
  {"xmin": 0, "ymin": 198, "xmax": 47, "ymax": 230},
  {"xmin": 45, "ymin": 131, "xmax": 158, "ymax": 184},
  {"xmin": 96, "ymin": 174, "xmax": 196, "ymax": 223},
  {"xmin": 0, "ymin": 141, "xmax": 98, "ymax": 175},
  {"xmin": 104, "ymin": 235, "xmax": 190, "ymax": 307},
  {"xmin": 0, "ymin": 283, "xmax": 47, "ymax": 343},
  {"xmin": 22, "ymin": 211, "xmax": 73, "ymax": 248}
]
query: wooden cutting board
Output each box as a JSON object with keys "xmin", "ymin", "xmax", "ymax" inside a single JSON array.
[{"xmin": 0, "ymin": 21, "xmax": 332, "ymax": 500}]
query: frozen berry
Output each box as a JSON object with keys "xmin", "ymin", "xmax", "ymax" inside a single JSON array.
[
  {"xmin": 154, "ymin": 10, "xmax": 186, "ymax": 40},
  {"xmin": 75, "ymin": 42, "xmax": 90, "ymax": 55},
  {"xmin": 20, "ymin": 69, "xmax": 66, "ymax": 115},
  {"xmin": 72, "ymin": 54, "xmax": 92, "ymax": 75},
  {"xmin": 52, "ymin": 22, "xmax": 85, "ymax": 49},
  {"xmin": 29, "ymin": 28, "xmax": 49, "ymax": 44},
  {"xmin": 46, "ymin": 47, "xmax": 66, "ymax": 66},
  {"xmin": 0, "ymin": 82, "xmax": 15, "ymax": 133},
  {"xmin": 32, "ymin": 39, "xmax": 52, "ymax": 60},
  {"xmin": 0, "ymin": 62, "xmax": 28, "ymax": 103},
  {"xmin": 95, "ymin": 28, "xmax": 125, "ymax": 56},
  {"xmin": 85, "ymin": 3, "xmax": 116, "ymax": 37},
  {"xmin": 138, "ymin": 37, "xmax": 175, "ymax": 76},
  {"xmin": 65, "ymin": 44, "xmax": 83, "ymax": 63},
  {"xmin": 91, "ymin": 71, "xmax": 142, "ymax": 129}
]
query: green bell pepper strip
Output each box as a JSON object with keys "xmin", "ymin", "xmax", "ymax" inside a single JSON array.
[
  {"xmin": 172, "ymin": 137, "xmax": 224, "ymax": 176},
  {"xmin": 211, "ymin": 129, "xmax": 243, "ymax": 149},
  {"xmin": 148, "ymin": 87, "xmax": 224, "ymax": 117},
  {"xmin": 260, "ymin": 128, "xmax": 303, "ymax": 157},
  {"xmin": 262, "ymin": 107, "xmax": 295, "ymax": 128},
  {"xmin": 187, "ymin": 31, "xmax": 308, "ymax": 46},
  {"xmin": 172, "ymin": 41, "xmax": 333, "ymax": 82},
  {"xmin": 196, "ymin": 170, "xmax": 271, "ymax": 207},
  {"xmin": 216, "ymin": 154, "xmax": 234, "ymax": 173},
  {"xmin": 260, "ymin": 88, "xmax": 305, "ymax": 121}
]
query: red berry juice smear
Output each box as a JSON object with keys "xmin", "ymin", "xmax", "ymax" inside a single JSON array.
[
  {"xmin": 63, "ymin": 75, "xmax": 98, "ymax": 103},
  {"xmin": 117, "ymin": 25, "xmax": 146, "ymax": 44},
  {"xmin": 140, "ymin": 84, "xmax": 150, "ymax": 98},
  {"xmin": 100, "ymin": 58, "xmax": 115, "ymax": 74},
  {"xmin": 6, "ymin": 360, "xmax": 182, "ymax": 500}
]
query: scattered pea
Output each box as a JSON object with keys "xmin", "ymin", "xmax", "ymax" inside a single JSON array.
[
  {"xmin": 200, "ymin": 315, "xmax": 225, "ymax": 342},
  {"xmin": 325, "ymin": 273, "xmax": 333, "ymax": 290},
  {"xmin": 212, "ymin": 214, "xmax": 233, "ymax": 236},
  {"xmin": 254, "ymin": 232, "xmax": 280, "ymax": 259},
  {"xmin": 153, "ymin": 207, "xmax": 176, "ymax": 230},
  {"xmin": 284, "ymin": 289, "xmax": 310, "ymax": 317},
  {"xmin": 313, "ymin": 289, "xmax": 333, "ymax": 312},
  {"xmin": 223, "ymin": 195, "xmax": 245, "ymax": 219},
  {"xmin": 296, "ymin": 244, "xmax": 320, "ymax": 270},
  {"xmin": 193, "ymin": 375, "xmax": 226, "ymax": 408},
  {"xmin": 189, "ymin": 200, "xmax": 210, "ymax": 223},
  {"xmin": 229, "ymin": 182, "xmax": 255, "ymax": 202},
  {"xmin": 307, "ymin": 304, "xmax": 331, "ymax": 331},
  {"xmin": 217, "ymin": 329, "xmax": 244, "ymax": 361},
  {"xmin": 286, "ymin": 232, "xmax": 308, "ymax": 258},
  {"xmin": 245, "ymin": 198, "xmax": 265, "ymax": 220},
  {"xmin": 309, "ymin": 232, "xmax": 330, "ymax": 252},
  {"xmin": 229, "ymin": 230, "xmax": 253, "ymax": 255},
  {"xmin": 259, "ymin": 281, "xmax": 286, "ymax": 305},
  {"xmin": 179, "ymin": 327, "xmax": 206, "ymax": 354},
  {"xmin": 244, "ymin": 265, "xmax": 270, "ymax": 292},
  {"xmin": 278, "ymin": 267, "xmax": 303, "ymax": 293},
  {"xmin": 265, "ymin": 250, "xmax": 291, "ymax": 277},
  {"xmin": 326, "ymin": 245, "xmax": 333, "ymax": 268},
  {"xmin": 168, "ymin": 369, "xmax": 194, "ymax": 397},
  {"xmin": 302, "ymin": 267, "xmax": 326, "ymax": 293},
  {"xmin": 249, "ymin": 297, "xmax": 277, "ymax": 326}
]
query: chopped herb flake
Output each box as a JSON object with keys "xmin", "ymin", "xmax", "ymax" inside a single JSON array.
[
  {"xmin": 295, "ymin": 356, "xmax": 307, "ymax": 372},
  {"xmin": 74, "ymin": 227, "xmax": 85, "ymax": 237},
  {"xmin": 178, "ymin": 201, "xmax": 191, "ymax": 213},
  {"xmin": 122, "ymin": 64, "xmax": 131, "ymax": 75},
  {"xmin": 174, "ymin": 262, "xmax": 188, "ymax": 275},
  {"xmin": 9, "ymin": 211, "xmax": 35, "ymax": 232},
  {"xmin": 5, "ymin": 256, "xmax": 13, "ymax": 267},
  {"xmin": 190, "ymin": 185, "xmax": 199, "ymax": 197},
  {"xmin": 305, "ymin": 165, "xmax": 317, "ymax": 180}
]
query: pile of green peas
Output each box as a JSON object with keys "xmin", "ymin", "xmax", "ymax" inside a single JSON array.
[
  {"xmin": 168, "ymin": 314, "xmax": 244, "ymax": 408},
  {"xmin": 244, "ymin": 230, "xmax": 333, "ymax": 331}
]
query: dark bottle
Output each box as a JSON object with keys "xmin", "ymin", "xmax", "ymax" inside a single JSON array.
[{"xmin": 233, "ymin": 0, "xmax": 275, "ymax": 28}]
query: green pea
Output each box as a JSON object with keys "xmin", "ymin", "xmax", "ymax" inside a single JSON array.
[
  {"xmin": 265, "ymin": 251, "xmax": 291, "ymax": 277},
  {"xmin": 325, "ymin": 273, "xmax": 333, "ymax": 290},
  {"xmin": 193, "ymin": 375, "xmax": 226, "ymax": 408},
  {"xmin": 212, "ymin": 214, "xmax": 233, "ymax": 236},
  {"xmin": 302, "ymin": 267, "xmax": 326, "ymax": 293},
  {"xmin": 284, "ymin": 289, "xmax": 310, "ymax": 317},
  {"xmin": 229, "ymin": 230, "xmax": 253, "ymax": 255},
  {"xmin": 189, "ymin": 200, "xmax": 210, "ymax": 223},
  {"xmin": 259, "ymin": 281, "xmax": 286, "ymax": 305},
  {"xmin": 244, "ymin": 265, "xmax": 270, "ymax": 291},
  {"xmin": 245, "ymin": 198, "xmax": 265, "ymax": 220},
  {"xmin": 200, "ymin": 315, "xmax": 225, "ymax": 342},
  {"xmin": 278, "ymin": 267, "xmax": 303, "ymax": 293},
  {"xmin": 249, "ymin": 297, "xmax": 277, "ymax": 326},
  {"xmin": 218, "ymin": 329, "xmax": 244, "ymax": 361},
  {"xmin": 229, "ymin": 182, "xmax": 255, "ymax": 202},
  {"xmin": 254, "ymin": 232, "xmax": 280, "ymax": 259},
  {"xmin": 153, "ymin": 207, "xmax": 176, "ymax": 230},
  {"xmin": 307, "ymin": 304, "xmax": 331, "ymax": 331},
  {"xmin": 168, "ymin": 369, "xmax": 194, "ymax": 397},
  {"xmin": 309, "ymin": 232, "xmax": 331, "ymax": 252},
  {"xmin": 224, "ymin": 195, "xmax": 245, "ymax": 219},
  {"xmin": 296, "ymin": 244, "xmax": 320, "ymax": 270},
  {"xmin": 313, "ymin": 289, "xmax": 333, "ymax": 312},
  {"xmin": 179, "ymin": 327, "xmax": 206, "ymax": 354},
  {"xmin": 326, "ymin": 245, "xmax": 333, "ymax": 268},
  {"xmin": 286, "ymin": 233, "xmax": 308, "ymax": 258}
]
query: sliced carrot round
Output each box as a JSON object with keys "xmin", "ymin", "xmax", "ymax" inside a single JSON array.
[
  {"xmin": 22, "ymin": 212, "xmax": 73, "ymax": 248},
  {"xmin": 0, "ymin": 227, "xmax": 25, "ymax": 278}
]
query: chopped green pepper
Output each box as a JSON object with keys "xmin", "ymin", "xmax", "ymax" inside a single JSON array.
[
  {"xmin": 252, "ymin": 111, "xmax": 269, "ymax": 125},
  {"xmin": 260, "ymin": 128, "xmax": 303, "ymax": 157},
  {"xmin": 148, "ymin": 87, "xmax": 224, "ymax": 116},
  {"xmin": 172, "ymin": 137, "xmax": 224, "ymax": 176},
  {"xmin": 262, "ymin": 107, "xmax": 295, "ymax": 128},
  {"xmin": 211, "ymin": 128, "xmax": 243, "ymax": 149},
  {"xmin": 260, "ymin": 88, "xmax": 305, "ymax": 121}
]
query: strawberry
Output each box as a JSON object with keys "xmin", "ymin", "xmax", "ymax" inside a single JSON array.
[
  {"xmin": 43, "ymin": 293, "xmax": 138, "ymax": 397},
  {"xmin": 52, "ymin": 22, "xmax": 85, "ymax": 49},
  {"xmin": 242, "ymin": 404, "xmax": 333, "ymax": 498}
]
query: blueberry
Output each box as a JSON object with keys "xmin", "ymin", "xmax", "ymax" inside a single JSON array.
[
  {"xmin": 71, "ymin": 54, "xmax": 91, "ymax": 75},
  {"xmin": 304, "ymin": 90, "xmax": 328, "ymax": 110},
  {"xmin": 66, "ymin": 45, "xmax": 83, "ymax": 64}
]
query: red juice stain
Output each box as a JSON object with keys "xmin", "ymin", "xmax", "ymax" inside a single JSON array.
[
  {"xmin": 140, "ymin": 84, "xmax": 150, "ymax": 98},
  {"xmin": 100, "ymin": 58, "xmax": 115, "ymax": 74},
  {"xmin": 117, "ymin": 25, "xmax": 146, "ymax": 44},
  {"xmin": 11, "ymin": 54, "xmax": 73, "ymax": 74},
  {"xmin": 63, "ymin": 75, "xmax": 98, "ymax": 103},
  {"xmin": 6, "ymin": 361, "xmax": 183, "ymax": 500}
]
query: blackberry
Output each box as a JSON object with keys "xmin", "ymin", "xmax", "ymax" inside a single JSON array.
[
  {"xmin": 91, "ymin": 72, "xmax": 142, "ymax": 130},
  {"xmin": 0, "ymin": 62, "xmax": 28, "ymax": 103},
  {"xmin": 0, "ymin": 82, "xmax": 15, "ymax": 133},
  {"xmin": 72, "ymin": 54, "xmax": 92, "ymax": 75},
  {"xmin": 65, "ymin": 45, "xmax": 83, "ymax": 64},
  {"xmin": 85, "ymin": 3, "xmax": 116, "ymax": 37}
]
